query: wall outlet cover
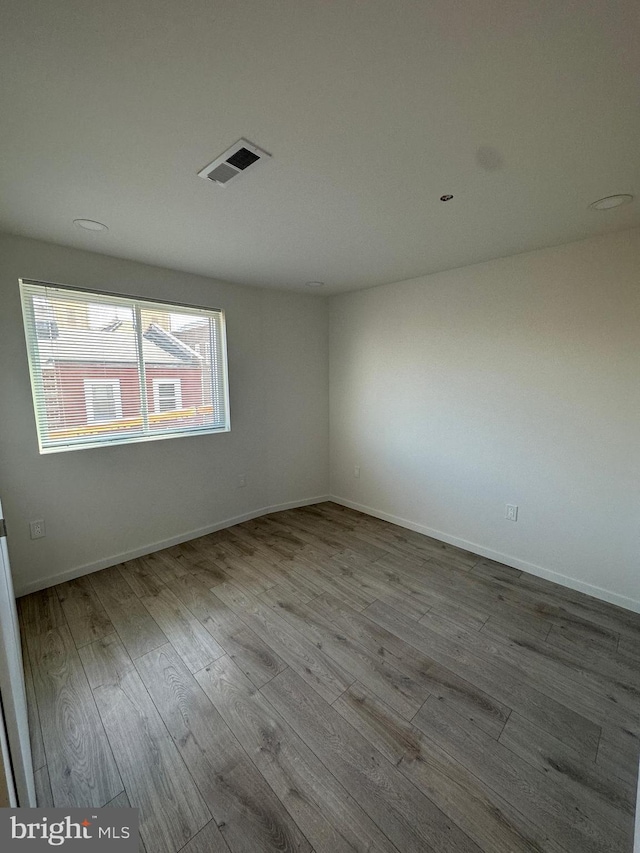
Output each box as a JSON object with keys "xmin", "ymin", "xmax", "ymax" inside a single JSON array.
[
  {"xmin": 29, "ymin": 519, "xmax": 46, "ymax": 539},
  {"xmin": 505, "ymin": 504, "xmax": 518, "ymax": 522}
]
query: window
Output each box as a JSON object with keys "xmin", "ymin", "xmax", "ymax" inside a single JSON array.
[
  {"xmin": 153, "ymin": 378, "xmax": 182, "ymax": 413},
  {"xmin": 84, "ymin": 379, "xmax": 123, "ymax": 423},
  {"xmin": 20, "ymin": 279, "xmax": 230, "ymax": 453}
]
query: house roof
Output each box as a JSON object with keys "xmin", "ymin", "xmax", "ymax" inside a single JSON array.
[
  {"xmin": 143, "ymin": 324, "xmax": 202, "ymax": 363},
  {"xmin": 37, "ymin": 325, "xmax": 200, "ymax": 366}
]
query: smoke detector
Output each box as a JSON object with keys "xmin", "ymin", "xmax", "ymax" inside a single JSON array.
[{"xmin": 198, "ymin": 139, "xmax": 271, "ymax": 187}]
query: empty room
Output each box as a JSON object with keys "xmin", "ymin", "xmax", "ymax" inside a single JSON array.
[{"xmin": 0, "ymin": 1, "xmax": 639, "ymax": 852}]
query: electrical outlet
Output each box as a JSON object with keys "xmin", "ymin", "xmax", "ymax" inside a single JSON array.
[
  {"xmin": 238, "ymin": 474, "xmax": 247, "ymax": 488},
  {"xmin": 505, "ymin": 504, "xmax": 518, "ymax": 522},
  {"xmin": 30, "ymin": 519, "xmax": 46, "ymax": 539},
  {"xmin": 354, "ymin": 465, "xmax": 360, "ymax": 479}
]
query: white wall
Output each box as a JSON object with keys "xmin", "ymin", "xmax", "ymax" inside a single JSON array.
[
  {"xmin": 0, "ymin": 234, "xmax": 329, "ymax": 594},
  {"xmin": 3, "ymin": 228, "xmax": 638, "ymax": 611},
  {"xmin": 330, "ymin": 228, "xmax": 640, "ymax": 611}
]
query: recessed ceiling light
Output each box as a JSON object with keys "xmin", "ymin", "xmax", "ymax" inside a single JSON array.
[
  {"xmin": 589, "ymin": 194, "xmax": 633, "ymax": 211},
  {"xmin": 73, "ymin": 219, "xmax": 109, "ymax": 232},
  {"xmin": 440, "ymin": 194, "xmax": 454, "ymax": 202},
  {"xmin": 305, "ymin": 281, "xmax": 325, "ymax": 288}
]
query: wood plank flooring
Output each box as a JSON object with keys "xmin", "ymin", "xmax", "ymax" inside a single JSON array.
[{"xmin": 19, "ymin": 502, "xmax": 640, "ymax": 853}]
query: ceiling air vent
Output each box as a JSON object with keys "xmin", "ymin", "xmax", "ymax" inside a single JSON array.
[{"xmin": 197, "ymin": 139, "xmax": 271, "ymax": 187}]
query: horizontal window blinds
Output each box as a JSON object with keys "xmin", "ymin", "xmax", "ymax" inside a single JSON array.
[{"xmin": 20, "ymin": 280, "xmax": 230, "ymax": 453}]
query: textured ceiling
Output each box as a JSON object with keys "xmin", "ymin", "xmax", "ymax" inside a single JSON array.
[{"xmin": 1, "ymin": 0, "xmax": 638, "ymax": 293}]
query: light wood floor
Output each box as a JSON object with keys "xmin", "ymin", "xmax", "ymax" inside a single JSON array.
[{"xmin": 19, "ymin": 502, "xmax": 640, "ymax": 853}]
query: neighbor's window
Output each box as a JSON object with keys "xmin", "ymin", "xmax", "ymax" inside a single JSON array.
[
  {"xmin": 84, "ymin": 379, "xmax": 123, "ymax": 423},
  {"xmin": 152, "ymin": 378, "xmax": 182, "ymax": 413},
  {"xmin": 20, "ymin": 280, "xmax": 230, "ymax": 453}
]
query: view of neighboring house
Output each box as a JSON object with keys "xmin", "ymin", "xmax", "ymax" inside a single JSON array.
[{"xmin": 32, "ymin": 296, "xmax": 212, "ymax": 441}]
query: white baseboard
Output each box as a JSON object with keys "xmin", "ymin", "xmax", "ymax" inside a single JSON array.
[
  {"xmin": 15, "ymin": 495, "xmax": 330, "ymax": 597},
  {"xmin": 17, "ymin": 492, "xmax": 640, "ymax": 616},
  {"xmin": 331, "ymin": 495, "xmax": 640, "ymax": 615}
]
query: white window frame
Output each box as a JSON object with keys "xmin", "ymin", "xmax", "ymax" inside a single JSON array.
[
  {"xmin": 84, "ymin": 379, "xmax": 124, "ymax": 423},
  {"xmin": 152, "ymin": 378, "xmax": 183, "ymax": 413},
  {"xmin": 19, "ymin": 278, "xmax": 231, "ymax": 453}
]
